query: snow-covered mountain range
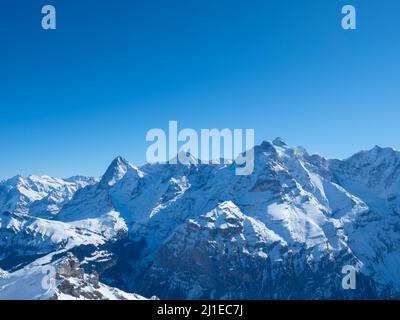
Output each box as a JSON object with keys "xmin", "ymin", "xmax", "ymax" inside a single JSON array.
[{"xmin": 1, "ymin": 138, "xmax": 400, "ymax": 299}]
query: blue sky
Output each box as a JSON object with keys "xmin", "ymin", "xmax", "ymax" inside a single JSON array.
[{"xmin": 1, "ymin": 0, "xmax": 400, "ymax": 179}]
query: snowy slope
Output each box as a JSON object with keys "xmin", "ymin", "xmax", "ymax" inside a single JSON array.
[
  {"xmin": 0, "ymin": 254, "xmax": 147, "ymax": 300},
  {"xmin": 329, "ymin": 146, "xmax": 400, "ymax": 290},
  {"xmin": 0, "ymin": 209, "xmax": 127, "ymax": 273}
]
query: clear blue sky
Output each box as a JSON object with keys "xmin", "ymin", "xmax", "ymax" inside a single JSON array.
[{"xmin": 1, "ymin": 0, "xmax": 399, "ymax": 179}]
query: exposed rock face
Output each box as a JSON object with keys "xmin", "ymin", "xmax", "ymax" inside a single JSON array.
[
  {"xmin": 0, "ymin": 268, "xmax": 8, "ymax": 279},
  {"xmin": 52, "ymin": 253, "xmax": 100, "ymax": 299},
  {"xmin": 0, "ymin": 253, "xmax": 148, "ymax": 300},
  {"xmin": 56, "ymin": 253, "xmax": 85, "ymax": 280},
  {"xmin": 51, "ymin": 254, "xmax": 143, "ymax": 300},
  {"xmin": 138, "ymin": 202, "xmax": 378, "ymax": 299}
]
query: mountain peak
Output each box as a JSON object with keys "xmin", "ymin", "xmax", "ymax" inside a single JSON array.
[
  {"xmin": 100, "ymin": 156, "xmax": 132, "ymax": 187},
  {"xmin": 348, "ymin": 145, "xmax": 398, "ymax": 163},
  {"xmin": 371, "ymin": 145, "xmax": 397, "ymax": 153},
  {"xmin": 4, "ymin": 175, "xmax": 24, "ymax": 185},
  {"xmin": 113, "ymin": 155, "xmax": 128, "ymax": 164},
  {"xmin": 272, "ymin": 137, "xmax": 288, "ymax": 147}
]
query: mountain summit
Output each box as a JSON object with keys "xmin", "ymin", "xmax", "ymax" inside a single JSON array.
[
  {"xmin": 272, "ymin": 137, "xmax": 288, "ymax": 147},
  {"xmin": 99, "ymin": 156, "xmax": 133, "ymax": 187}
]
